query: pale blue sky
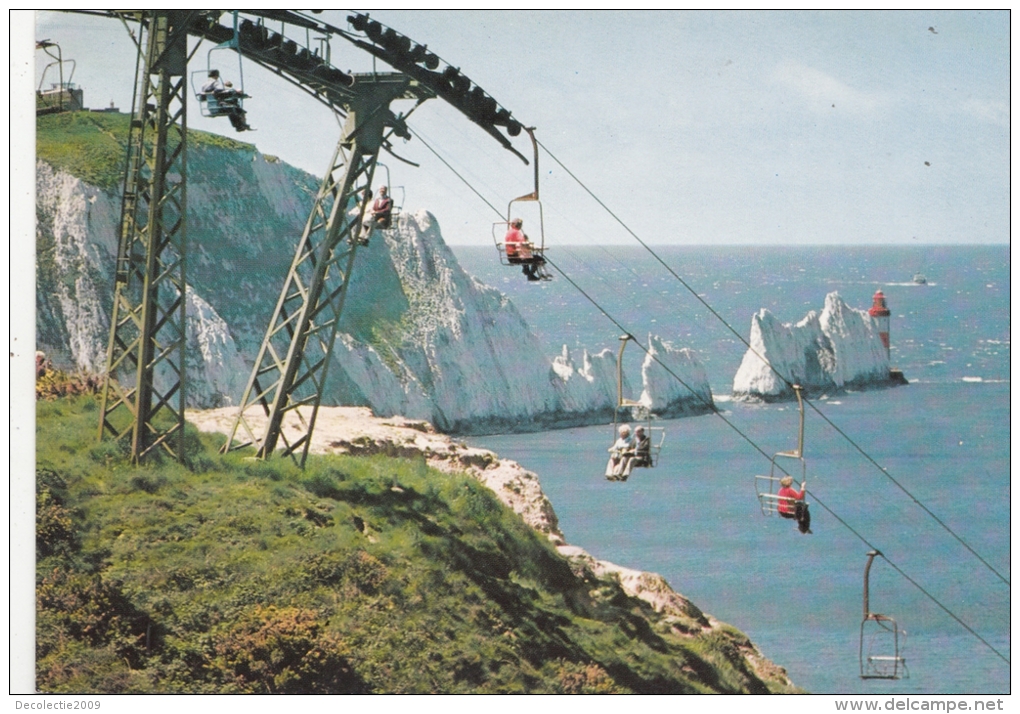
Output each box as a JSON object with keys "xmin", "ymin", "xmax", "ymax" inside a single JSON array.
[{"xmin": 29, "ymin": 10, "xmax": 1010, "ymax": 245}]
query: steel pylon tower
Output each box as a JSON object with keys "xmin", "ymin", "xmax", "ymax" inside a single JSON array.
[
  {"xmin": 78, "ymin": 9, "xmax": 524, "ymax": 467},
  {"xmin": 98, "ymin": 11, "xmax": 194, "ymax": 463},
  {"xmin": 222, "ymin": 74, "xmax": 419, "ymax": 466}
]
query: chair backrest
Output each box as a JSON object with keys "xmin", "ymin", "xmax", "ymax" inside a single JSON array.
[
  {"xmin": 755, "ymin": 470, "xmax": 807, "ymax": 516},
  {"xmin": 755, "ymin": 484, "xmax": 803, "ymax": 516}
]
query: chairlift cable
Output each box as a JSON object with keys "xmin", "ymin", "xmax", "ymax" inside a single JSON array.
[
  {"xmin": 549, "ymin": 251, "xmax": 1008, "ymax": 668},
  {"xmin": 804, "ymin": 403, "xmax": 1008, "ymax": 586},
  {"xmin": 807, "ymin": 490, "xmax": 1010, "ymax": 666},
  {"xmin": 418, "ymin": 135, "xmax": 1009, "ymax": 670},
  {"xmin": 537, "ymin": 139, "xmax": 1009, "ymax": 589},
  {"xmin": 551, "ymin": 252, "xmax": 1009, "ymax": 669},
  {"xmin": 409, "ymin": 126, "xmax": 505, "ymax": 218},
  {"xmin": 411, "ymin": 130, "xmax": 680, "ymax": 320}
]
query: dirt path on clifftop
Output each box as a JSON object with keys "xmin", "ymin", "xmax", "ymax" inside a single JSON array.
[{"xmin": 187, "ymin": 406, "xmax": 565, "ymax": 543}]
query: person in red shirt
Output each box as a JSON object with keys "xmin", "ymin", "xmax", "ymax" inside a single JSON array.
[
  {"xmin": 778, "ymin": 475, "xmax": 812, "ymax": 534},
  {"xmin": 503, "ymin": 218, "xmax": 540, "ymax": 281}
]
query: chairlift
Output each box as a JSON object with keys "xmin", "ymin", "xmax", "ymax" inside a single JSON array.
[
  {"xmin": 605, "ymin": 335, "xmax": 665, "ymax": 481},
  {"xmin": 355, "ymin": 163, "xmax": 399, "ymax": 244},
  {"xmin": 492, "ymin": 127, "xmax": 552, "ymax": 281},
  {"xmin": 36, "ymin": 40, "xmax": 76, "ymax": 92},
  {"xmin": 860, "ymin": 550, "xmax": 909, "ymax": 680},
  {"xmin": 36, "ymin": 40, "xmax": 78, "ymax": 114},
  {"xmin": 755, "ymin": 385, "xmax": 811, "ymax": 521},
  {"xmin": 190, "ymin": 11, "xmax": 250, "ymax": 126}
]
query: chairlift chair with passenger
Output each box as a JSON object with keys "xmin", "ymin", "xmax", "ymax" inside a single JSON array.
[
  {"xmin": 755, "ymin": 384, "xmax": 811, "ymax": 517},
  {"xmin": 356, "ymin": 164, "xmax": 398, "ymax": 244},
  {"xmin": 605, "ymin": 335, "xmax": 665, "ymax": 481},
  {"xmin": 191, "ymin": 11, "xmax": 250, "ymax": 124},
  {"xmin": 492, "ymin": 127, "xmax": 552, "ymax": 281},
  {"xmin": 375, "ymin": 163, "xmax": 405, "ymax": 214}
]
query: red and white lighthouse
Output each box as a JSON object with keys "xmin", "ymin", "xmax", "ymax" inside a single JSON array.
[{"xmin": 868, "ymin": 290, "xmax": 891, "ymax": 359}]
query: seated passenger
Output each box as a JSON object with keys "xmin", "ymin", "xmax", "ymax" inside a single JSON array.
[
  {"xmin": 352, "ymin": 188, "xmax": 371, "ymax": 244},
  {"xmin": 218, "ymin": 81, "xmax": 251, "ymax": 132},
  {"xmin": 200, "ymin": 70, "xmax": 250, "ymax": 132},
  {"xmin": 621, "ymin": 425, "xmax": 652, "ymax": 478},
  {"xmin": 503, "ymin": 218, "xmax": 542, "ymax": 281},
  {"xmin": 359, "ymin": 186, "xmax": 393, "ymax": 246},
  {"xmin": 201, "ymin": 69, "xmax": 224, "ymax": 95},
  {"xmin": 605, "ymin": 424, "xmax": 632, "ymax": 481},
  {"xmin": 777, "ymin": 475, "xmax": 812, "ymax": 534},
  {"xmin": 504, "ymin": 218, "xmax": 526, "ymax": 263},
  {"xmin": 368, "ymin": 186, "xmax": 393, "ymax": 229}
]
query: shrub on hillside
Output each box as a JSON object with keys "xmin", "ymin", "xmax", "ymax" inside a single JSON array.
[
  {"xmin": 36, "ymin": 354, "xmax": 103, "ymax": 401},
  {"xmin": 36, "ymin": 489, "xmax": 75, "ymax": 557},
  {"xmin": 209, "ymin": 606, "xmax": 366, "ymax": 693},
  {"xmin": 555, "ymin": 659, "xmax": 626, "ymax": 694},
  {"xmin": 305, "ymin": 550, "xmax": 388, "ymax": 594},
  {"xmin": 36, "ymin": 568, "xmax": 149, "ymax": 665}
]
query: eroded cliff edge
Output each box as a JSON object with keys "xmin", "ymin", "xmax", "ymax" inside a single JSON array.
[
  {"xmin": 733, "ymin": 292, "xmax": 899, "ymax": 401},
  {"xmin": 187, "ymin": 404, "xmax": 797, "ymax": 692}
]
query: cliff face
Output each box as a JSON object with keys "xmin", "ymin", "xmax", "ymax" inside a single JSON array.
[
  {"xmin": 639, "ymin": 335, "xmax": 714, "ymax": 417},
  {"xmin": 35, "ymin": 144, "xmax": 317, "ymax": 409},
  {"xmin": 732, "ymin": 292, "xmax": 892, "ymax": 400},
  {"xmin": 36, "ymin": 118, "xmax": 714, "ymax": 432},
  {"xmin": 35, "ymin": 161, "xmax": 116, "ymax": 376}
]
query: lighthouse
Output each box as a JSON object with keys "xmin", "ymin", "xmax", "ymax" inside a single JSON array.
[
  {"xmin": 868, "ymin": 290, "xmax": 891, "ymax": 358},
  {"xmin": 869, "ymin": 290, "xmax": 908, "ymax": 384}
]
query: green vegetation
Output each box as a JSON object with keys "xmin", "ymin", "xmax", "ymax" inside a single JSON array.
[
  {"xmin": 36, "ymin": 397, "xmax": 794, "ymax": 694},
  {"xmin": 35, "ymin": 357, "xmax": 102, "ymax": 401},
  {"xmin": 36, "ymin": 112, "xmax": 253, "ymax": 190},
  {"xmin": 36, "ymin": 111, "xmax": 420, "ymax": 386}
]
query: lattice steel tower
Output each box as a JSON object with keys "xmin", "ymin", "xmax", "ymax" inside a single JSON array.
[{"xmin": 98, "ymin": 11, "xmax": 195, "ymax": 463}]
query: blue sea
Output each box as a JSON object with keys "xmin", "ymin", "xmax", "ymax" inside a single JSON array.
[{"xmin": 452, "ymin": 245, "xmax": 1010, "ymax": 694}]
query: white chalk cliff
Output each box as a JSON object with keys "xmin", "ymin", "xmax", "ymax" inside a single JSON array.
[
  {"xmin": 36, "ymin": 129, "xmax": 714, "ymax": 431},
  {"xmin": 732, "ymin": 292, "xmax": 892, "ymax": 400},
  {"xmin": 639, "ymin": 335, "xmax": 714, "ymax": 416}
]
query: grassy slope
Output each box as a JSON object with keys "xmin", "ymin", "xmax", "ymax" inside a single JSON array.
[
  {"xmin": 36, "ymin": 397, "xmax": 794, "ymax": 694},
  {"xmin": 36, "ymin": 111, "xmax": 251, "ymax": 190}
]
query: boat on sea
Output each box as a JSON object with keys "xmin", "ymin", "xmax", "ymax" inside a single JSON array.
[{"xmin": 912, "ymin": 273, "xmax": 927, "ymax": 285}]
